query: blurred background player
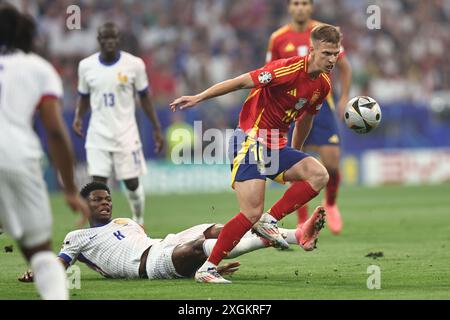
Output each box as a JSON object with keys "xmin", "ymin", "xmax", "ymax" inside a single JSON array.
[
  {"xmin": 170, "ymin": 25, "xmax": 342, "ymax": 283},
  {"xmin": 0, "ymin": 5, "xmax": 89, "ymax": 300},
  {"xmin": 267, "ymin": 0, "xmax": 352, "ymax": 234},
  {"xmin": 72, "ymin": 22, "xmax": 164, "ymax": 227},
  {"xmin": 19, "ymin": 182, "xmax": 313, "ymax": 282}
]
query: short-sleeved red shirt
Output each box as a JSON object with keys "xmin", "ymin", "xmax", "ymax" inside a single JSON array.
[{"xmin": 238, "ymin": 56, "xmax": 331, "ymax": 149}]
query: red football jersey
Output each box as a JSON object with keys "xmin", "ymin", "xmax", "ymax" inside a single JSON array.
[
  {"xmin": 267, "ymin": 20, "xmax": 346, "ymax": 62},
  {"xmin": 239, "ymin": 56, "xmax": 331, "ymax": 149}
]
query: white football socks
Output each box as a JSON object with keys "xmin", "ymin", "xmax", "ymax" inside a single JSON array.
[
  {"xmin": 199, "ymin": 227, "xmax": 301, "ymax": 272},
  {"xmin": 125, "ymin": 183, "xmax": 145, "ymax": 225},
  {"xmin": 278, "ymin": 228, "xmax": 300, "ymax": 244},
  {"xmin": 30, "ymin": 251, "xmax": 68, "ymax": 300},
  {"xmin": 202, "ymin": 235, "xmax": 268, "ymax": 260},
  {"xmin": 202, "ymin": 228, "xmax": 301, "ymax": 263},
  {"xmin": 198, "ymin": 260, "xmax": 217, "ymax": 272}
]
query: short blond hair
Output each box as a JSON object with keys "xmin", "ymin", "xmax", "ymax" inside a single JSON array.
[{"xmin": 311, "ymin": 24, "xmax": 341, "ymax": 45}]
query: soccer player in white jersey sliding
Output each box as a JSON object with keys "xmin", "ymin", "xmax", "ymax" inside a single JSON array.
[
  {"xmin": 19, "ymin": 182, "xmax": 314, "ymax": 281},
  {"xmin": 73, "ymin": 22, "xmax": 164, "ymax": 227},
  {"xmin": 0, "ymin": 5, "xmax": 89, "ymax": 300}
]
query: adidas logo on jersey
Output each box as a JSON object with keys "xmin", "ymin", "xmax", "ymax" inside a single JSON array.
[{"xmin": 287, "ymin": 89, "xmax": 297, "ymax": 97}]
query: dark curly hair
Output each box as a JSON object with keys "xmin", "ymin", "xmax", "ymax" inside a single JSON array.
[
  {"xmin": 80, "ymin": 182, "xmax": 111, "ymax": 199},
  {"xmin": 15, "ymin": 13, "xmax": 36, "ymax": 53},
  {"xmin": 0, "ymin": 4, "xmax": 36, "ymax": 54},
  {"xmin": 0, "ymin": 4, "xmax": 20, "ymax": 53}
]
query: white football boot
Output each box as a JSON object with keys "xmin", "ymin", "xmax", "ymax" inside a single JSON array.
[
  {"xmin": 195, "ymin": 267, "xmax": 232, "ymax": 284},
  {"xmin": 252, "ymin": 213, "xmax": 289, "ymax": 249}
]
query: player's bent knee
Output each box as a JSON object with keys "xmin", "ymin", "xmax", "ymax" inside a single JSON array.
[
  {"xmin": 172, "ymin": 240, "xmax": 207, "ymax": 277},
  {"xmin": 124, "ymin": 178, "xmax": 139, "ymax": 191},
  {"xmin": 204, "ymin": 224, "xmax": 222, "ymax": 239},
  {"xmin": 175, "ymin": 239, "xmax": 207, "ymax": 260},
  {"xmin": 308, "ymin": 166, "xmax": 329, "ymax": 191},
  {"xmin": 316, "ymin": 168, "xmax": 330, "ymax": 190}
]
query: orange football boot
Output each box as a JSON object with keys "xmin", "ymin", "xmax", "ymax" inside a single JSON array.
[
  {"xmin": 324, "ymin": 201, "xmax": 343, "ymax": 235},
  {"xmin": 298, "ymin": 206, "xmax": 326, "ymax": 251}
]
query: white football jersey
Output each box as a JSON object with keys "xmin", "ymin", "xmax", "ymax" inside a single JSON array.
[
  {"xmin": 0, "ymin": 51, "xmax": 63, "ymax": 171},
  {"xmin": 78, "ymin": 51, "xmax": 149, "ymax": 152},
  {"xmin": 58, "ymin": 218, "xmax": 159, "ymax": 279}
]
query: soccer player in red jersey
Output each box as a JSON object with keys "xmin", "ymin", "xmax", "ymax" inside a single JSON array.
[
  {"xmin": 170, "ymin": 25, "xmax": 341, "ymax": 283},
  {"xmin": 267, "ymin": 0, "xmax": 353, "ymax": 234}
]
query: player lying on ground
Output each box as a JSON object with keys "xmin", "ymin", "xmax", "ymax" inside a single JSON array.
[
  {"xmin": 170, "ymin": 24, "xmax": 339, "ymax": 283},
  {"xmin": 19, "ymin": 182, "xmax": 322, "ymax": 281}
]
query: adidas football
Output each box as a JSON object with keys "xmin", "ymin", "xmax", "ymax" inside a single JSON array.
[{"xmin": 344, "ymin": 96, "xmax": 382, "ymax": 134}]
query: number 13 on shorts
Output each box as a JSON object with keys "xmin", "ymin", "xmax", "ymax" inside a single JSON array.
[{"xmin": 132, "ymin": 150, "xmax": 142, "ymax": 166}]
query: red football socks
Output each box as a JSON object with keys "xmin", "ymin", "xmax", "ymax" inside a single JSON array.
[
  {"xmin": 269, "ymin": 180, "xmax": 319, "ymax": 221},
  {"xmin": 208, "ymin": 212, "xmax": 253, "ymax": 266},
  {"xmin": 296, "ymin": 204, "xmax": 309, "ymax": 225},
  {"xmin": 326, "ymin": 171, "xmax": 341, "ymax": 206}
]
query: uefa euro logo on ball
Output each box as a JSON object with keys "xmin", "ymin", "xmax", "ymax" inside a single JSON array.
[{"xmin": 344, "ymin": 96, "xmax": 382, "ymax": 134}]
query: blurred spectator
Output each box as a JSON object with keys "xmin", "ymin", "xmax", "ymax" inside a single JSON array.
[{"xmin": 7, "ymin": 0, "xmax": 449, "ymax": 113}]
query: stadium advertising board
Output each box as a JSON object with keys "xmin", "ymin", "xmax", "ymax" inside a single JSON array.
[{"xmin": 362, "ymin": 148, "xmax": 450, "ymax": 186}]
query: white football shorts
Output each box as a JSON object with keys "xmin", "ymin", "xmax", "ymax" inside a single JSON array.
[
  {"xmin": 146, "ymin": 223, "xmax": 215, "ymax": 280},
  {"xmin": 86, "ymin": 147, "xmax": 147, "ymax": 180},
  {"xmin": 0, "ymin": 164, "xmax": 52, "ymax": 248}
]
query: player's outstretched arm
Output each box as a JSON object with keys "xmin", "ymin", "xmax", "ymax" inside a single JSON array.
[
  {"xmin": 40, "ymin": 99, "xmax": 90, "ymax": 226},
  {"xmin": 72, "ymin": 95, "xmax": 90, "ymax": 137},
  {"xmin": 170, "ymin": 73, "xmax": 254, "ymax": 112},
  {"xmin": 292, "ymin": 112, "xmax": 315, "ymax": 151},
  {"xmin": 335, "ymin": 56, "xmax": 352, "ymax": 119},
  {"xmin": 139, "ymin": 93, "xmax": 164, "ymax": 154}
]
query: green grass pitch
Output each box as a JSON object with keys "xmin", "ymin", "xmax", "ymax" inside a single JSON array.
[{"xmin": 1, "ymin": 184, "xmax": 450, "ymax": 299}]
